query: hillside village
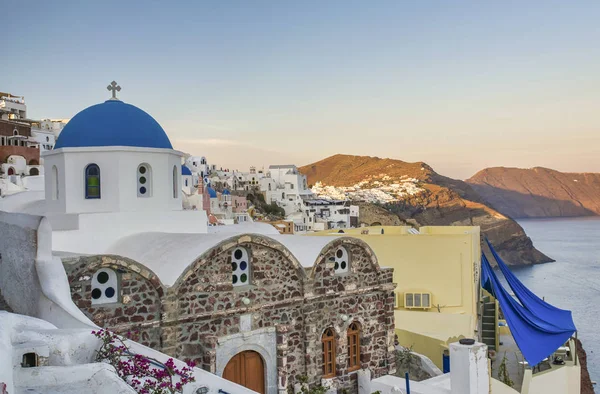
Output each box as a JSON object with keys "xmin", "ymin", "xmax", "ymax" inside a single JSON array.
[{"xmin": 0, "ymin": 87, "xmax": 592, "ymax": 394}]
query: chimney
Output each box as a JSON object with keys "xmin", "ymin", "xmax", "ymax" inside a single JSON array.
[{"xmin": 450, "ymin": 339, "xmax": 490, "ymax": 394}]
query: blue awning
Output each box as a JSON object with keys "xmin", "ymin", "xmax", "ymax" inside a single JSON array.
[{"xmin": 482, "ymin": 242, "xmax": 576, "ymax": 366}]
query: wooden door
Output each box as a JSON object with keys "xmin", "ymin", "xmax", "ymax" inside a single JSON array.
[{"xmin": 223, "ymin": 351, "xmax": 265, "ymax": 394}]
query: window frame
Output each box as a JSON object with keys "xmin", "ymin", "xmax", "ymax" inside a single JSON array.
[
  {"xmin": 322, "ymin": 327, "xmax": 336, "ymax": 378},
  {"xmin": 172, "ymin": 165, "xmax": 178, "ymax": 198},
  {"xmin": 231, "ymin": 246, "xmax": 251, "ymax": 287},
  {"xmin": 137, "ymin": 163, "xmax": 152, "ymax": 198},
  {"xmin": 51, "ymin": 165, "xmax": 59, "ymax": 200},
  {"xmin": 347, "ymin": 322, "xmax": 361, "ymax": 372},
  {"xmin": 85, "ymin": 163, "xmax": 101, "ymax": 199}
]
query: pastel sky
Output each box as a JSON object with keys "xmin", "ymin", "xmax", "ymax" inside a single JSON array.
[{"xmin": 4, "ymin": 1, "xmax": 600, "ymax": 179}]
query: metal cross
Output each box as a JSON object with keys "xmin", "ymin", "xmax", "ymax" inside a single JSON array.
[{"xmin": 107, "ymin": 81, "xmax": 121, "ymax": 100}]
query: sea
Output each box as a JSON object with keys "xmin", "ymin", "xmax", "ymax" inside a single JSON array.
[{"xmin": 511, "ymin": 217, "xmax": 600, "ymax": 387}]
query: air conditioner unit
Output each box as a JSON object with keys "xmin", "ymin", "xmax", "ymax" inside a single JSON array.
[{"xmin": 404, "ymin": 292, "xmax": 431, "ymax": 309}]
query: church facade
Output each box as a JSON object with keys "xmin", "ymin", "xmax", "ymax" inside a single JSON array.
[{"xmin": 63, "ymin": 234, "xmax": 397, "ymax": 393}]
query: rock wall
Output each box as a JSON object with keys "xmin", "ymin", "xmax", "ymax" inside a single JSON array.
[
  {"xmin": 576, "ymin": 338, "xmax": 595, "ymax": 394},
  {"xmin": 62, "ymin": 235, "xmax": 397, "ymax": 394}
]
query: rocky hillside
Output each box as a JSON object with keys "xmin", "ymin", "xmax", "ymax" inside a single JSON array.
[
  {"xmin": 466, "ymin": 167, "xmax": 600, "ymax": 218},
  {"xmin": 300, "ymin": 154, "xmax": 552, "ymax": 265}
]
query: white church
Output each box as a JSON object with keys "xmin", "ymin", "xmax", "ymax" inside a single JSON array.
[{"xmin": 0, "ymin": 83, "xmax": 217, "ymax": 254}]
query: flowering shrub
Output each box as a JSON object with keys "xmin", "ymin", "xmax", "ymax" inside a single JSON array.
[{"xmin": 92, "ymin": 329, "xmax": 195, "ymax": 393}]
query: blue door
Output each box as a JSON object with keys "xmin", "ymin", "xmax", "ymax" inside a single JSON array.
[{"xmin": 442, "ymin": 350, "xmax": 450, "ymax": 373}]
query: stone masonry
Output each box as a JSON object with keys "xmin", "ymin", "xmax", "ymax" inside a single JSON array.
[{"xmin": 62, "ymin": 235, "xmax": 396, "ymax": 394}]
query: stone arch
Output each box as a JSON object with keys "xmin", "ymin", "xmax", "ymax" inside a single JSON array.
[
  {"xmin": 7, "ymin": 167, "xmax": 15, "ymax": 176},
  {"xmin": 216, "ymin": 329, "xmax": 276, "ymax": 394},
  {"xmin": 72, "ymin": 254, "xmax": 166, "ymax": 297},
  {"xmin": 172, "ymin": 233, "xmax": 307, "ymax": 291},
  {"xmin": 309, "ymin": 236, "xmax": 380, "ymax": 279},
  {"xmin": 29, "ymin": 167, "xmax": 39, "ymax": 176}
]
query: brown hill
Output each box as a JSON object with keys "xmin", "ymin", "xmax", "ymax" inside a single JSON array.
[
  {"xmin": 466, "ymin": 167, "xmax": 600, "ymax": 218},
  {"xmin": 299, "ymin": 154, "xmax": 551, "ymax": 265}
]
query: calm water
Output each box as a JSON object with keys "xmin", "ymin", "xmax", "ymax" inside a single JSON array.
[{"xmin": 511, "ymin": 217, "xmax": 600, "ymax": 386}]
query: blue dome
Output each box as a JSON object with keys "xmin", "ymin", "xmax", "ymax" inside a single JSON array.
[
  {"xmin": 181, "ymin": 165, "xmax": 192, "ymax": 176},
  {"xmin": 55, "ymin": 100, "xmax": 172, "ymax": 149},
  {"xmin": 206, "ymin": 187, "xmax": 217, "ymax": 198},
  {"xmin": 222, "ymin": 189, "xmax": 231, "ymax": 195}
]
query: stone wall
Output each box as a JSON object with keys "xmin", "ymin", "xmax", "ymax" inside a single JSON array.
[
  {"xmin": 63, "ymin": 255, "xmax": 164, "ymax": 349},
  {"xmin": 63, "ymin": 235, "xmax": 396, "ymax": 394}
]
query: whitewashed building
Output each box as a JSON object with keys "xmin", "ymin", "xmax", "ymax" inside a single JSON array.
[{"xmin": 260, "ymin": 165, "xmax": 359, "ymax": 232}]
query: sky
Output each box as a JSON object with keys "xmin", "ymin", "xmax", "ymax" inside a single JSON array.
[{"xmin": 3, "ymin": 1, "xmax": 600, "ymax": 179}]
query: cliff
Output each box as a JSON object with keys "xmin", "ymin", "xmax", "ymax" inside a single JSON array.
[
  {"xmin": 466, "ymin": 167, "xmax": 600, "ymax": 218},
  {"xmin": 300, "ymin": 154, "xmax": 552, "ymax": 265}
]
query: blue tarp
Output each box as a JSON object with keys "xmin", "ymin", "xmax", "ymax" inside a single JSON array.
[
  {"xmin": 481, "ymin": 249, "xmax": 576, "ymax": 366},
  {"xmin": 486, "ymin": 239, "xmax": 576, "ymax": 330}
]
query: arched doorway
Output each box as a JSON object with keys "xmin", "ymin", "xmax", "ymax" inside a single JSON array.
[
  {"xmin": 223, "ymin": 351, "xmax": 265, "ymax": 394},
  {"xmin": 29, "ymin": 168, "xmax": 39, "ymax": 176},
  {"xmin": 7, "ymin": 167, "xmax": 15, "ymax": 176}
]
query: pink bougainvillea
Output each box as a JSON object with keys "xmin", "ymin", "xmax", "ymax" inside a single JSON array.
[{"xmin": 92, "ymin": 329, "xmax": 195, "ymax": 394}]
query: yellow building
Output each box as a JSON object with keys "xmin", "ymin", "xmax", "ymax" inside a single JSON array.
[{"xmin": 308, "ymin": 225, "xmax": 481, "ymax": 369}]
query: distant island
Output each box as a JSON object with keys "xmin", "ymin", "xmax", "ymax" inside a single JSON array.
[{"xmin": 466, "ymin": 167, "xmax": 600, "ymax": 218}]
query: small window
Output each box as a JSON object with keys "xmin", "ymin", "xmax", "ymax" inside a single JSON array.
[
  {"xmin": 334, "ymin": 246, "xmax": 349, "ymax": 274},
  {"xmin": 52, "ymin": 166, "xmax": 59, "ymax": 200},
  {"xmin": 137, "ymin": 163, "xmax": 152, "ymax": 197},
  {"xmin": 231, "ymin": 247, "xmax": 250, "ymax": 287},
  {"xmin": 322, "ymin": 328, "xmax": 336, "ymax": 378},
  {"xmin": 347, "ymin": 322, "xmax": 361, "ymax": 372},
  {"xmin": 22, "ymin": 353, "xmax": 39, "ymax": 368},
  {"xmin": 85, "ymin": 164, "xmax": 101, "ymax": 199},
  {"xmin": 91, "ymin": 268, "xmax": 118, "ymax": 305},
  {"xmin": 405, "ymin": 293, "xmax": 414, "ymax": 308},
  {"xmin": 172, "ymin": 166, "xmax": 178, "ymax": 198}
]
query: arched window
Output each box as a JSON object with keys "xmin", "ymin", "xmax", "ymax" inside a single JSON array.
[
  {"xmin": 85, "ymin": 164, "xmax": 101, "ymax": 199},
  {"xmin": 347, "ymin": 322, "xmax": 361, "ymax": 371},
  {"xmin": 231, "ymin": 247, "xmax": 250, "ymax": 287},
  {"xmin": 322, "ymin": 328, "xmax": 336, "ymax": 378},
  {"xmin": 51, "ymin": 166, "xmax": 59, "ymax": 200},
  {"xmin": 91, "ymin": 268, "xmax": 118, "ymax": 305},
  {"xmin": 268, "ymin": 183, "xmax": 271, "ymax": 191},
  {"xmin": 281, "ymin": 192, "xmax": 285, "ymax": 199},
  {"xmin": 172, "ymin": 165, "xmax": 178, "ymax": 198},
  {"xmin": 334, "ymin": 246, "xmax": 349, "ymax": 274},
  {"xmin": 137, "ymin": 163, "xmax": 152, "ymax": 197}
]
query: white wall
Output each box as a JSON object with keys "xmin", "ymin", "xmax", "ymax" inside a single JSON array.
[
  {"xmin": 0, "ymin": 212, "xmax": 44, "ymax": 317},
  {"xmin": 43, "ymin": 147, "xmax": 183, "ymax": 214},
  {"xmin": 49, "ymin": 210, "xmax": 208, "ymax": 254}
]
